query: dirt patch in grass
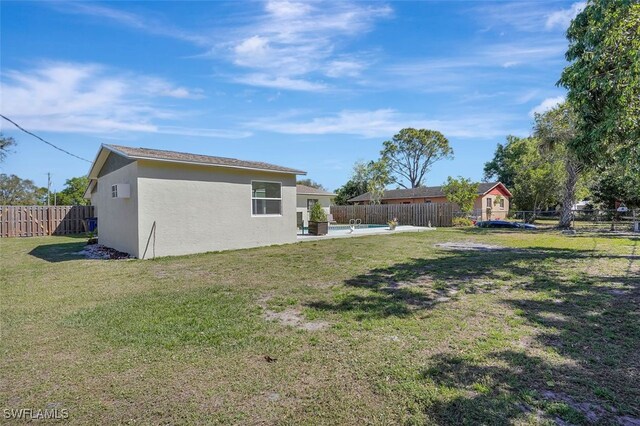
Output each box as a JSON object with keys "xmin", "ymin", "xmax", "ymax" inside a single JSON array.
[
  {"xmin": 541, "ymin": 389, "xmax": 640, "ymax": 425},
  {"xmin": 258, "ymin": 295, "xmax": 329, "ymax": 331},
  {"xmin": 435, "ymin": 242, "xmax": 511, "ymax": 251}
]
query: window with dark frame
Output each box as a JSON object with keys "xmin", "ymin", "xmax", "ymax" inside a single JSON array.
[
  {"xmin": 251, "ymin": 181, "xmax": 282, "ymax": 215},
  {"xmin": 486, "ymin": 197, "xmax": 492, "ymax": 208}
]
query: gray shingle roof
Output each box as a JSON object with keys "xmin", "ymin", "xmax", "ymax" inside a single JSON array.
[
  {"xmin": 348, "ymin": 182, "xmax": 507, "ymax": 203},
  {"xmin": 104, "ymin": 144, "xmax": 306, "ymax": 175},
  {"xmin": 296, "ymin": 184, "xmax": 336, "ymax": 196}
]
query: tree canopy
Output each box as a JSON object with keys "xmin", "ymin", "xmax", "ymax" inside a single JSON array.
[
  {"xmin": 559, "ymin": 0, "xmax": 640, "ymax": 165},
  {"xmin": 0, "ymin": 134, "xmax": 16, "ymax": 163},
  {"xmin": 533, "ymin": 103, "xmax": 585, "ymax": 228},
  {"xmin": 381, "ymin": 128, "xmax": 453, "ymax": 188},
  {"xmin": 442, "ymin": 177, "xmax": 479, "ymax": 214},
  {"xmin": 483, "ymin": 136, "xmax": 527, "ymax": 189},
  {"xmin": 484, "ymin": 136, "xmax": 564, "ymax": 213},
  {"xmin": 333, "ymin": 160, "xmax": 391, "ymax": 205},
  {"xmin": 0, "ymin": 174, "xmax": 47, "ymax": 205},
  {"xmin": 56, "ymin": 176, "xmax": 91, "ymax": 206}
]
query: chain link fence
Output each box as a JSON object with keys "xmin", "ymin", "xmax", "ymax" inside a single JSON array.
[{"xmin": 512, "ymin": 209, "xmax": 639, "ymax": 232}]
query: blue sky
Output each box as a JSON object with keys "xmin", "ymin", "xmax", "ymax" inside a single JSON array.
[{"xmin": 0, "ymin": 0, "xmax": 582, "ymax": 192}]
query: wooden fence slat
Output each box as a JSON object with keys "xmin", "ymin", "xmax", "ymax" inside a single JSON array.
[
  {"xmin": 330, "ymin": 203, "xmax": 455, "ymax": 227},
  {"xmin": 0, "ymin": 205, "xmax": 94, "ymax": 237}
]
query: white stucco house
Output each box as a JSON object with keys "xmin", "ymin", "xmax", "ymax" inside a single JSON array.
[
  {"xmin": 84, "ymin": 144, "xmax": 306, "ymax": 258},
  {"xmin": 296, "ymin": 184, "xmax": 336, "ymax": 226}
]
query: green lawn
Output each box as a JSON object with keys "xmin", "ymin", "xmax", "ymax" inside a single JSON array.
[{"xmin": 1, "ymin": 229, "xmax": 638, "ymax": 424}]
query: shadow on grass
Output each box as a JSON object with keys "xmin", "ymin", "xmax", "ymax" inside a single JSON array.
[
  {"xmin": 459, "ymin": 226, "xmax": 640, "ymax": 241},
  {"xmin": 307, "ymin": 245, "xmax": 637, "ymax": 321},
  {"xmin": 308, "ymin": 243, "xmax": 640, "ymax": 423},
  {"xmin": 29, "ymin": 239, "xmax": 88, "ymax": 262}
]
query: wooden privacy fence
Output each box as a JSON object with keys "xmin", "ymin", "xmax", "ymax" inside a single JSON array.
[
  {"xmin": 331, "ymin": 203, "xmax": 455, "ymax": 227},
  {"xmin": 0, "ymin": 206, "xmax": 95, "ymax": 237}
]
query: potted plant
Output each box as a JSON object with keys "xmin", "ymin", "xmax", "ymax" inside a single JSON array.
[
  {"xmin": 308, "ymin": 202, "xmax": 329, "ymax": 235},
  {"xmin": 388, "ymin": 217, "xmax": 398, "ymax": 230}
]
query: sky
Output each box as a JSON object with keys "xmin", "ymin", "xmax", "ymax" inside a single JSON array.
[{"xmin": 0, "ymin": 0, "xmax": 583, "ymax": 192}]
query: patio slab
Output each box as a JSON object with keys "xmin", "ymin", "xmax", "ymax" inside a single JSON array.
[{"xmin": 297, "ymin": 225, "xmax": 435, "ymax": 241}]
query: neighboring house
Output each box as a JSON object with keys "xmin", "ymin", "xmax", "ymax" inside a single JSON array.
[
  {"xmin": 296, "ymin": 184, "xmax": 336, "ymax": 226},
  {"xmin": 348, "ymin": 182, "xmax": 512, "ymax": 220},
  {"xmin": 84, "ymin": 144, "xmax": 306, "ymax": 258}
]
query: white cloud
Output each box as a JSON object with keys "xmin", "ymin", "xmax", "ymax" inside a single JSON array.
[
  {"xmin": 140, "ymin": 77, "xmax": 205, "ymax": 99},
  {"xmin": 480, "ymin": 42, "xmax": 567, "ymax": 67},
  {"xmin": 50, "ymin": 2, "xmax": 209, "ymax": 45},
  {"xmin": 529, "ymin": 95, "xmax": 565, "ymax": 117},
  {"xmin": 247, "ymin": 109, "xmax": 523, "ymax": 139},
  {"xmin": 475, "ymin": 2, "xmax": 585, "ymax": 33},
  {"xmin": 48, "ymin": 1, "xmax": 390, "ymax": 91},
  {"xmin": 233, "ymin": 74, "xmax": 327, "ymax": 91},
  {"xmin": 222, "ymin": 1, "xmax": 392, "ymax": 89},
  {"xmin": 264, "ymin": 0, "xmax": 313, "ymax": 18},
  {"xmin": 546, "ymin": 2, "xmax": 586, "ymax": 29},
  {"xmin": 0, "ymin": 62, "xmax": 249, "ymax": 138},
  {"xmin": 325, "ymin": 60, "xmax": 366, "ymax": 78}
]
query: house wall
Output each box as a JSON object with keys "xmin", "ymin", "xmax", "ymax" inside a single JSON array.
[
  {"xmin": 296, "ymin": 194, "xmax": 332, "ymax": 224},
  {"xmin": 475, "ymin": 194, "xmax": 510, "ymax": 220},
  {"xmin": 94, "ymin": 162, "xmax": 139, "ymax": 256},
  {"xmin": 363, "ymin": 194, "xmax": 511, "ymax": 220},
  {"xmin": 136, "ymin": 161, "xmax": 297, "ymax": 258}
]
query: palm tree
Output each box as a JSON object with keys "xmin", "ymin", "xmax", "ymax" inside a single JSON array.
[{"xmin": 534, "ymin": 103, "xmax": 584, "ymax": 229}]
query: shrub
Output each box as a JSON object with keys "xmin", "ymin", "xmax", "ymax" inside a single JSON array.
[
  {"xmin": 452, "ymin": 217, "xmax": 474, "ymax": 227},
  {"xmin": 309, "ymin": 202, "xmax": 328, "ymax": 222}
]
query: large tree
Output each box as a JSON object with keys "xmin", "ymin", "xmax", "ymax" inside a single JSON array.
[
  {"xmin": 381, "ymin": 128, "xmax": 453, "ymax": 188},
  {"xmin": 56, "ymin": 176, "xmax": 91, "ymax": 206},
  {"xmin": 484, "ymin": 136, "xmax": 564, "ymax": 218},
  {"xmin": 442, "ymin": 177, "xmax": 479, "ymax": 214},
  {"xmin": 0, "ymin": 174, "xmax": 47, "ymax": 205},
  {"xmin": 365, "ymin": 160, "xmax": 391, "ymax": 204},
  {"xmin": 483, "ymin": 135, "xmax": 531, "ymax": 189},
  {"xmin": 0, "ymin": 134, "xmax": 16, "ymax": 162},
  {"xmin": 559, "ymin": 0, "xmax": 640, "ymax": 165},
  {"xmin": 334, "ymin": 180, "xmax": 367, "ymax": 205},
  {"xmin": 590, "ymin": 161, "xmax": 640, "ymax": 208},
  {"xmin": 483, "ymin": 136, "xmax": 528, "ymax": 189},
  {"xmin": 533, "ymin": 103, "xmax": 584, "ymax": 228},
  {"xmin": 333, "ymin": 160, "xmax": 391, "ymax": 205}
]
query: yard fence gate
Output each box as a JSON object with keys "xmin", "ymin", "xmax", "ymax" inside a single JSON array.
[
  {"xmin": 330, "ymin": 203, "xmax": 455, "ymax": 227},
  {"xmin": 0, "ymin": 205, "xmax": 95, "ymax": 237}
]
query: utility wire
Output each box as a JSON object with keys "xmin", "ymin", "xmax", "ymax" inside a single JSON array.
[{"xmin": 0, "ymin": 114, "xmax": 92, "ymax": 163}]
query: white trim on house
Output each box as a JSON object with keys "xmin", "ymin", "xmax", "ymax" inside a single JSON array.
[{"xmin": 480, "ymin": 182, "xmax": 513, "ymax": 197}]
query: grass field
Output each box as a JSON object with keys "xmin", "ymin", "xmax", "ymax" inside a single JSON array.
[{"xmin": 1, "ymin": 229, "xmax": 638, "ymax": 425}]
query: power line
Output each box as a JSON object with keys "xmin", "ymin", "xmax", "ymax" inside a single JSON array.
[{"xmin": 0, "ymin": 114, "xmax": 92, "ymax": 163}]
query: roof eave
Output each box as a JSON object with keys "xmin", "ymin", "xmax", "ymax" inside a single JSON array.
[
  {"xmin": 481, "ymin": 182, "xmax": 512, "ymax": 197},
  {"xmin": 83, "ymin": 180, "xmax": 96, "ymax": 200},
  {"xmin": 130, "ymin": 155, "xmax": 307, "ymax": 175},
  {"xmin": 91, "ymin": 144, "xmax": 307, "ymax": 176},
  {"xmin": 298, "ymin": 192, "xmax": 337, "ymax": 196}
]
